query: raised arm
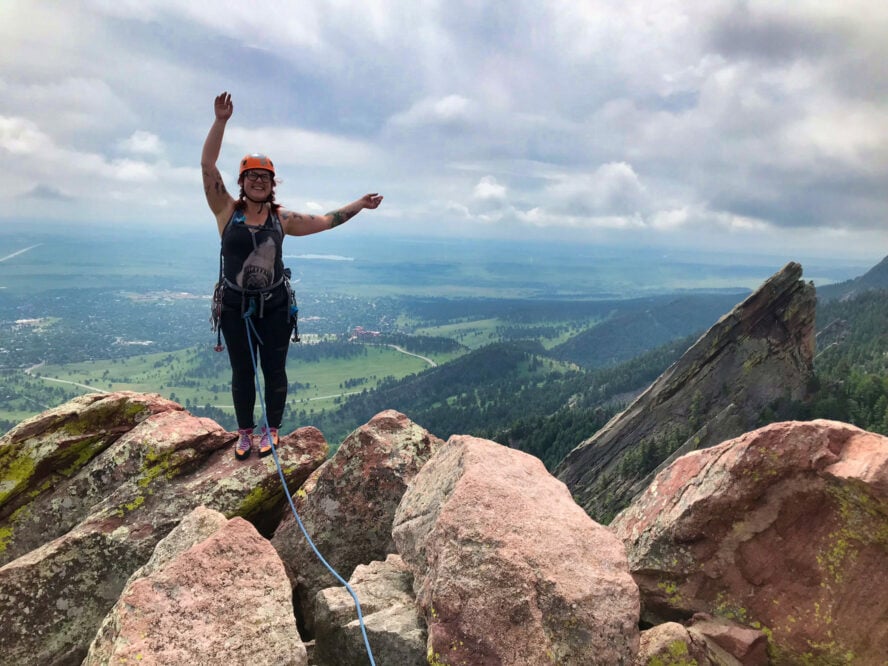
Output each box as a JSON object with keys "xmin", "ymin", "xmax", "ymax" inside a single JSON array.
[
  {"xmin": 201, "ymin": 92, "xmax": 236, "ymax": 230},
  {"xmin": 279, "ymin": 193, "xmax": 384, "ymax": 237}
]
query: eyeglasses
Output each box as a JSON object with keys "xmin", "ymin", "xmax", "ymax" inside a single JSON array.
[{"xmin": 244, "ymin": 171, "xmax": 272, "ymax": 183}]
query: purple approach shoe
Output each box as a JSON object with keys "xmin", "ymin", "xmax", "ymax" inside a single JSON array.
[
  {"xmin": 257, "ymin": 426, "xmax": 278, "ymax": 458},
  {"xmin": 234, "ymin": 428, "xmax": 253, "ymax": 460}
]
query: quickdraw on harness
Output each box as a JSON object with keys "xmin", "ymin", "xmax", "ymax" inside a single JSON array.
[{"xmin": 210, "ymin": 209, "xmax": 299, "ymax": 351}]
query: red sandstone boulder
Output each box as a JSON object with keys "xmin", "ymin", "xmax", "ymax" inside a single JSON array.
[
  {"xmin": 0, "ymin": 393, "xmax": 326, "ymax": 666},
  {"xmin": 271, "ymin": 410, "xmax": 442, "ymax": 633},
  {"xmin": 612, "ymin": 419, "xmax": 888, "ymax": 664},
  {"xmin": 0, "ymin": 391, "xmax": 182, "ymax": 565},
  {"xmin": 393, "ymin": 435, "xmax": 640, "ymax": 665},
  {"xmin": 688, "ymin": 614, "xmax": 768, "ymax": 666},
  {"xmin": 85, "ymin": 507, "xmax": 306, "ymax": 665}
]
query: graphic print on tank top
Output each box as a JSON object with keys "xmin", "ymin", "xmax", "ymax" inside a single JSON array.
[{"xmin": 237, "ymin": 236, "xmax": 276, "ymax": 289}]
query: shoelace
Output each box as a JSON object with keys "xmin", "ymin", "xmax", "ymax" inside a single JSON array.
[
  {"xmin": 236, "ymin": 429, "xmax": 253, "ymax": 453},
  {"xmin": 258, "ymin": 427, "xmax": 277, "ymax": 450}
]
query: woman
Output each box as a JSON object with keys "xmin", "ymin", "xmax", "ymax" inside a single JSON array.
[{"xmin": 202, "ymin": 91, "xmax": 383, "ymax": 460}]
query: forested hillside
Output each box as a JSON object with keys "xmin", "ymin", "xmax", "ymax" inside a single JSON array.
[
  {"xmin": 490, "ymin": 337, "xmax": 698, "ymax": 469},
  {"xmin": 549, "ymin": 293, "xmax": 742, "ymax": 367},
  {"xmin": 313, "ymin": 287, "xmax": 888, "ymax": 470},
  {"xmin": 802, "ymin": 289, "xmax": 888, "ymax": 433},
  {"xmin": 816, "ymin": 254, "xmax": 888, "ymax": 302},
  {"xmin": 296, "ymin": 290, "xmax": 747, "ymax": 446},
  {"xmin": 312, "ymin": 335, "xmax": 698, "ymax": 460},
  {"xmin": 507, "ymin": 288, "xmax": 888, "ymax": 468}
]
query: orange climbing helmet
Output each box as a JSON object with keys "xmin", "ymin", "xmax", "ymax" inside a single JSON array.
[{"xmin": 239, "ymin": 153, "xmax": 275, "ymax": 177}]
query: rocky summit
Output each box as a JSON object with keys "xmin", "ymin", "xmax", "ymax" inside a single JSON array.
[
  {"xmin": 0, "ymin": 392, "xmax": 325, "ymax": 666},
  {"xmin": 1, "ymin": 391, "xmax": 887, "ymax": 665},
  {"xmin": 84, "ymin": 507, "xmax": 307, "ymax": 666},
  {"xmin": 556, "ymin": 262, "xmax": 817, "ymax": 522},
  {"xmin": 271, "ymin": 409, "xmax": 443, "ymax": 634}
]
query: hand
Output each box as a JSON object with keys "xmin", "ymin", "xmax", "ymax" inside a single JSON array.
[
  {"xmin": 361, "ymin": 193, "xmax": 383, "ymax": 209},
  {"xmin": 214, "ymin": 92, "xmax": 233, "ymax": 121}
]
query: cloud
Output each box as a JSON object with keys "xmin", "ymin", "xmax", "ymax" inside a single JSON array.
[
  {"xmin": 707, "ymin": 4, "xmax": 844, "ymax": 63},
  {"xmin": 0, "ymin": 116, "xmax": 55, "ymax": 156},
  {"xmin": 0, "ymin": 1, "xmax": 887, "ymax": 259},
  {"xmin": 389, "ymin": 95, "xmax": 477, "ymax": 128},
  {"xmin": 543, "ymin": 163, "xmax": 649, "ymax": 217},
  {"xmin": 0, "ymin": 113, "xmax": 198, "ymax": 218},
  {"xmin": 119, "ymin": 130, "xmax": 164, "ymax": 156},
  {"xmin": 516, "ymin": 207, "xmax": 646, "ymax": 231},
  {"xmin": 22, "ymin": 184, "xmax": 75, "ymax": 201},
  {"xmin": 473, "ymin": 175, "xmax": 507, "ymax": 201},
  {"xmin": 780, "ymin": 102, "xmax": 888, "ymax": 171},
  {"xmin": 467, "ymin": 175, "xmax": 509, "ymax": 218},
  {"xmin": 648, "ymin": 205, "xmax": 768, "ymax": 233},
  {"xmin": 223, "ymin": 126, "xmax": 380, "ymax": 169}
]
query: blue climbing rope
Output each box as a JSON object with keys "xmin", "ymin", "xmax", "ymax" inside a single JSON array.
[{"xmin": 242, "ymin": 300, "xmax": 376, "ymax": 666}]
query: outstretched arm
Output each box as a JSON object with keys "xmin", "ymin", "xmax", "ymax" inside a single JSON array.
[
  {"xmin": 201, "ymin": 92, "xmax": 236, "ymax": 227},
  {"xmin": 280, "ymin": 193, "xmax": 383, "ymax": 236}
]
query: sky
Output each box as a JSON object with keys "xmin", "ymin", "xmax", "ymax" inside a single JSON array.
[{"xmin": 1, "ymin": 0, "xmax": 887, "ymax": 263}]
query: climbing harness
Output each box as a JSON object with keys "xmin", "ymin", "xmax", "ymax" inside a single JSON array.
[
  {"xmin": 212, "ymin": 274, "xmax": 298, "ymax": 348},
  {"xmin": 241, "ymin": 298, "xmax": 375, "ymax": 665},
  {"xmin": 211, "ymin": 209, "xmax": 299, "ymax": 350},
  {"xmin": 211, "ymin": 282, "xmax": 225, "ymax": 352}
]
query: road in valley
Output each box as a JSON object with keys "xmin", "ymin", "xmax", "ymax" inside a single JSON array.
[
  {"xmin": 24, "ymin": 362, "xmax": 108, "ymax": 394},
  {"xmin": 384, "ymin": 344, "xmax": 437, "ymax": 367}
]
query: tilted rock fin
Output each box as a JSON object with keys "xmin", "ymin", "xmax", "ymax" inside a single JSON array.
[{"xmin": 555, "ymin": 262, "xmax": 816, "ymax": 522}]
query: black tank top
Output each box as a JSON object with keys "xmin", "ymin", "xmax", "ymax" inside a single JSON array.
[{"xmin": 220, "ymin": 208, "xmax": 287, "ymax": 310}]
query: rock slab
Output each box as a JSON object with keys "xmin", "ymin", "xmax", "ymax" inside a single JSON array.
[
  {"xmin": 557, "ymin": 263, "xmax": 816, "ymax": 521},
  {"xmin": 0, "ymin": 392, "xmax": 326, "ymax": 666},
  {"xmin": 313, "ymin": 554, "xmax": 426, "ymax": 666}
]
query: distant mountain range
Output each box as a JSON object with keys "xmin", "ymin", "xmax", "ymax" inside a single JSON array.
[
  {"xmin": 548, "ymin": 293, "xmax": 744, "ymax": 368},
  {"xmin": 817, "ymin": 254, "xmax": 888, "ymax": 302}
]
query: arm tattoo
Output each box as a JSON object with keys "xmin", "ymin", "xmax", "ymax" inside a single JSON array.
[
  {"xmin": 328, "ymin": 208, "xmax": 357, "ymax": 228},
  {"xmin": 282, "ymin": 210, "xmax": 319, "ymax": 233},
  {"xmin": 202, "ymin": 168, "xmax": 227, "ymax": 196}
]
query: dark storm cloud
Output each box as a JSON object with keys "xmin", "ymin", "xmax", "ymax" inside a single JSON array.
[{"xmin": 707, "ymin": 4, "xmax": 845, "ymax": 63}]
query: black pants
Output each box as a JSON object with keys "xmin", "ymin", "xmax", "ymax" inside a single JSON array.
[{"xmin": 220, "ymin": 304, "xmax": 291, "ymax": 430}]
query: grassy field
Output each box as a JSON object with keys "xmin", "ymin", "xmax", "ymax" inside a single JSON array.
[
  {"xmin": 413, "ymin": 318, "xmax": 503, "ymax": 349},
  {"xmin": 413, "ymin": 317, "xmax": 598, "ymax": 350},
  {"xmin": 0, "ymin": 303, "xmax": 558, "ymax": 435},
  {"xmin": 2, "ymin": 341, "xmax": 457, "ymax": 434}
]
